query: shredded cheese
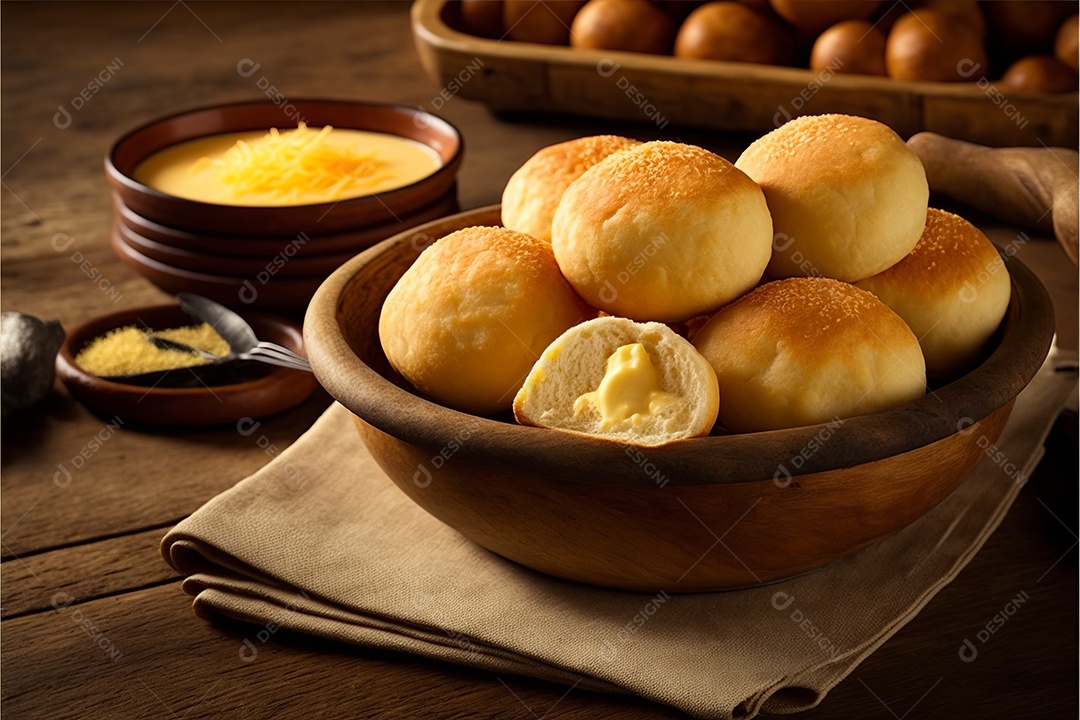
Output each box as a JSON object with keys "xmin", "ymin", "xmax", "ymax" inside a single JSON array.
[{"xmin": 190, "ymin": 123, "xmax": 391, "ymax": 202}]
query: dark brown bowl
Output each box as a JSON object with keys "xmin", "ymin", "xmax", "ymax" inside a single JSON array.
[
  {"xmin": 111, "ymin": 231, "xmax": 324, "ymax": 312},
  {"xmin": 112, "ymin": 191, "xmax": 460, "ymax": 259},
  {"xmin": 106, "ymin": 99, "xmax": 463, "ymax": 236},
  {"xmin": 304, "ymin": 205, "xmax": 1055, "ymax": 592},
  {"xmin": 113, "ymin": 222, "xmax": 356, "ymax": 279},
  {"xmin": 56, "ymin": 305, "xmax": 317, "ymax": 427}
]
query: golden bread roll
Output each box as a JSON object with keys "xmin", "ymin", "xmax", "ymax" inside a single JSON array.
[
  {"xmin": 513, "ymin": 316, "xmax": 719, "ymax": 446},
  {"xmin": 552, "ymin": 140, "xmax": 774, "ymax": 323},
  {"xmin": 502, "ymin": 135, "xmax": 640, "ymax": 243},
  {"xmin": 693, "ymin": 278, "xmax": 926, "ymax": 432},
  {"xmin": 379, "ymin": 226, "xmax": 593, "ymax": 414},
  {"xmin": 570, "ymin": 0, "xmax": 675, "ymax": 54},
  {"xmin": 735, "ymin": 114, "xmax": 928, "ymax": 282},
  {"xmin": 856, "ymin": 208, "xmax": 1011, "ymax": 380}
]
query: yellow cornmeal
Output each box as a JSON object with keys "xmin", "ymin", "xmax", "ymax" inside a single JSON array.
[
  {"xmin": 75, "ymin": 323, "xmax": 229, "ymax": 377},
  {"xmin": 134, "ymin": 124, "xmax": 442, "ymax": 207},
  {"xmin": 153, "ymin": 324, "xmax": 230, "ymax": 356},
  {"xmin": 574, "ymin": 343, "xmax": 678, "ymax": 429}
]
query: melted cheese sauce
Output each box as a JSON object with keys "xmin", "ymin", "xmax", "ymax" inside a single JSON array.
[
  {"xmin": 134, "ymin": 127, "xmax": 442, "ymax": 207},
  {"xmin": 574, "ymin": 343, "xmax": 677, "ymax": 429}
]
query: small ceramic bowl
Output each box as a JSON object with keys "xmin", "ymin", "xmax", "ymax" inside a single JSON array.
[
  {"xmin": 56, "ymin": 304, "xmax": 318, "ymax": 426},
  {"xmin": 106, "ymin": 99, "xmax": 463, "ymax": 236},
  {"xmin": 110, "ymin": 233, "xmax": 324, "ymax": 312},
  {"xmin": 113, "ymin": 222, "xmax": 357, "ymax": 279},
  {"xmin": 113, "ymin": 192, "xmax": 460, "ymax": 259},
  {"xmin": 304, "ymin": 205, "xmax": 1056, "ymax": 592}
]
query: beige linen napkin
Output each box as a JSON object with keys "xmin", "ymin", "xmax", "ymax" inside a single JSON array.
[{"xmin": 162, "ymin": 353, "xmax": 1076, "ymax": 719}]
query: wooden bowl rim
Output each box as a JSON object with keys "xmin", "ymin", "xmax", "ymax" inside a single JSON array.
[
  {"xmin": 104, "ymin": 98, "xmax": 463, "ymax": 212},
  {"xmin": 305, "ymin": 204, "xmax": 1056, "ymax": 486}
]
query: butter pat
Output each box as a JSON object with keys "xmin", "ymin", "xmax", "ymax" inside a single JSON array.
[{"xmin": 574, "ymin": 343, "xmax": 678, "ymax": 429}]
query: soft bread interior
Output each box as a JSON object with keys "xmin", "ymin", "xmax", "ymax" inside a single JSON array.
[{"xmin": 513, "ymin": 316, "xmax": 719, "ymax": 446}]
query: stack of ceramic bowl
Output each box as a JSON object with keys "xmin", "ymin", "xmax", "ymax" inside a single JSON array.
[{"xmin": 106, "ymin": 99, "xmax": 463, "ymax": 312}]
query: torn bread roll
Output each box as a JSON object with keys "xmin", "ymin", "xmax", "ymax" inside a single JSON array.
[
  {"xmin": 856, "ymin": 208, "xmax": 1011, "ymax": 380},
  {"xmin": 513, "ymin": 316, "xmax": 719, "ymax": 446},
  {"xmin": 693, "ymin": 277, "xmax": 926, "ymax": 432}
]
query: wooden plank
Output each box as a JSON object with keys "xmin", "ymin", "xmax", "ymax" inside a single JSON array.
[
  {"xmin": 1, "ymin": 527, "xmax": 179, "ymax": 620},
  {"xmin": 0, "ymin": 388, "xmax": 333, "ymax": 558},
  {"xmin": 0, "ymin": 472, "xmax": 1075, "ymax": 719},
  {"xmin": 0, "ymin": 582, "xmax": 683, "ymax": 720}
]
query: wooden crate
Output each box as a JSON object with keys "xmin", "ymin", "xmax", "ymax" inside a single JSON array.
[{"xmin": 411, "ymin": 0, "xmax": 1078, "ymax": 147}]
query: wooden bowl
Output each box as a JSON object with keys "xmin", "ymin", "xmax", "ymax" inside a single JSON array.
[
  {"xmin": 56, "ymin": 305, "xmax": 317, "ymax": 427},
  {"xmin": 112, "ymin": 191, "xmax": 460, "ymax": 259},
  {"xmin": 106, "ymin": 99, "xmax": 463, "ymax": 236},
  {"xmin": 304, "ymin": 205, "xmax": 1055, "ymax": 591},
  {"xmin": 111, "ymin": 231, "xmax": 324, "ymax": 312}
]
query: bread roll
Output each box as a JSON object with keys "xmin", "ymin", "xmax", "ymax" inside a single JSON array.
[
  {"xmin": 693, "ymin": 278, "xmax": 926, "ymax": 432},
  {"xmin": 379, "ymin": 226, "xmax": 594, "ymax": 414},
  {"xmin": 552, "ymin": 140, "xmax": 774, "ymax": 323},
  {"xmin": 856, "ymin": 208, "xmax": 1011, "ymax": 379},
  {"xmin": 735, "ymin": 114, "xmax": 928, "ymax": 282},
  {"xmin": 513, "ymin": 316, "xmax": 719, "ymax": 446},
  {"xmin": 502, "ymin": 135, "xmax": 640, "ymax": 243}
]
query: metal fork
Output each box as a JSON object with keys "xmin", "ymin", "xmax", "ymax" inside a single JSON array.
[
  {"xmin": 148, "ymin": 335, "xmax": 312, "ymax": 372},
  {"xmin": 242, "ymin": 342, "xmax": 312, "ymax": 371}
]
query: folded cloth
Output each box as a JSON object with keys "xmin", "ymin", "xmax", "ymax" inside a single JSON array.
[{"xmin": 162, "ymin": 352, "xmax": 1077, "ymax": 719}]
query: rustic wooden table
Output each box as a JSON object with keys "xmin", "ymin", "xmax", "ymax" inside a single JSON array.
[{"xmin": 2, "ymin": 3, "xmax": 1077, "ymax": 718}]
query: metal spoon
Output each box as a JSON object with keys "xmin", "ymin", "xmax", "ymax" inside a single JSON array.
[
  {"xmin": 176, "ymin": 293, "xmax": 311, "ymax": 372},
  {"xmin": 101, "ymin": 295, "xmax": 310, "ymax": 386}
]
